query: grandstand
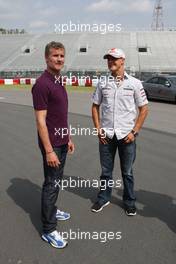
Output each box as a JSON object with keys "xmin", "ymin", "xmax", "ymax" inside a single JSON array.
[{"xmin": 0, "ymin": 31, "xmax": 176, "ymax": 79}]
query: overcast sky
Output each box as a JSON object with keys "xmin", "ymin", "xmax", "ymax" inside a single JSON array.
[{"xmin": 0, "ymin": 0, "xmax": 175, "ymax": 32}]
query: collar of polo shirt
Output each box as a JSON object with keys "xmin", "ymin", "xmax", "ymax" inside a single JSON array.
[{"xmin": 108, "ymin": 71, "xmax": 129, "ymax": 82}]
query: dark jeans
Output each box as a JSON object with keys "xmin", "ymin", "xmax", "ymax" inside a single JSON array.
[
  {"xmin": 41, "ymin": 144, "xmax": 68, "ymax": 234},
  {"xmin": 97, "ymin": 135, "xmax": 136, "ymax": 208}
]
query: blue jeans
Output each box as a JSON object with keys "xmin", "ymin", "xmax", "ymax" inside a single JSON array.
[
  {"xmin": 97, "ymin": 135, "xmax": 136, "ymax": 208},
  {"xmin": 41, "ymin": 144, "xmax": 68, "ymax": 233}
]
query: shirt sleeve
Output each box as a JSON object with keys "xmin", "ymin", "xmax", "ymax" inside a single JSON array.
[
  {"xmin": 134, "ymin": 80, "xmax": 148, "ymax": 107},
  {"xmin": 32, "ymin": 81, "xmax": 49, "ymax": 110},
  {"xmin": 91, "ymin": 82, "xmax": 102, "ymax": 105}
]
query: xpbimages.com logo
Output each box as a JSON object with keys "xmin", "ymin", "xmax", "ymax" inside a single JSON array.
[
  {"xmin": 54, "ymin": 73, "xmax": 124, "ymax": 86},
  {"xmin": 59, "ymin": 229, "xmax": 122, "ymax": 243},
  {"xmin": 54, "ymin": 126, "xmax": 107, "ymax": 139},
  {"xmin": 54, "ymin": 125, "xmax": 124, "ymax": 139},
  {"xmin": 54, "ymin": 177, "xmax": 122, "ymax": 191},
  {"xmin": 54, "ymin": 21, "xmax": 122, "ymax": 34}
]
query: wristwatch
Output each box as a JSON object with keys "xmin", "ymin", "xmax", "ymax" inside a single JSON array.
[{"xmin": 131, "ymin": 129, "xmax": 139, "ymax": 137}]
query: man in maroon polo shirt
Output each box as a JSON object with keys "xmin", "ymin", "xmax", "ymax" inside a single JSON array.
[{"xmin": 32, "ymin": 41, "xmax": 74, "ymax": 249}]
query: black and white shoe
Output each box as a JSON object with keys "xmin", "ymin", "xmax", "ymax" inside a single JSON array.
[
  {"xmin": 125, "ymin": 207, "xmax": 137, "ymax": 216},
  {"xmin": 91, "ymin": 201, "xmax": 110, "ymax": 213}
]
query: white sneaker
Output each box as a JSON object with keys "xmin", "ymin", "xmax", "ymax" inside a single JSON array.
[
  {"xmin": 56, "ymin": 209, "xmax": 70, "ymax": 221},
  {"xmin": 42, "ymin": 230, "xmax": 68, "ymax": 248}
]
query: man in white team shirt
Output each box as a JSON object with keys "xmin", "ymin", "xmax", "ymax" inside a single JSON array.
[{"xmin": 91, "ymin": 48, "xmax": 149, "ymax": 216}]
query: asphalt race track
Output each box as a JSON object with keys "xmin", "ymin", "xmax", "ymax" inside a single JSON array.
[{"xmin": 0, "ymin": 91, "xmax": 175, "ymax": 264}]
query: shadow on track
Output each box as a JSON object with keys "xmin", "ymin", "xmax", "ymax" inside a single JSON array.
[
  {"xmin": 6, "ymin": 177, "xmax": 176, "ymax": 235},
  {"xmin": 117, "ymin": 188, "xmax": 176, "ymax": 234},
  {"xmin": 7, "ymin": 178, "xmax": 42, "ymax": 234}
]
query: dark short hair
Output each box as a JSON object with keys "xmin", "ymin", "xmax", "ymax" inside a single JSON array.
[{"xmin": 45, "ymin": 41, "xmax": 65, "ymax": 57}]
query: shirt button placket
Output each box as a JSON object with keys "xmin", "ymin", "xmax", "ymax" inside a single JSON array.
[{"xmin": 114, "ymin": 87, "xmax": 118, "ymax": 138}]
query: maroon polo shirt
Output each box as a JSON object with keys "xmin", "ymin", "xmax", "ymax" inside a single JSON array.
[{"xmin": 32, "ymin": 70, "xmax": 69, "ymax": 149}]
